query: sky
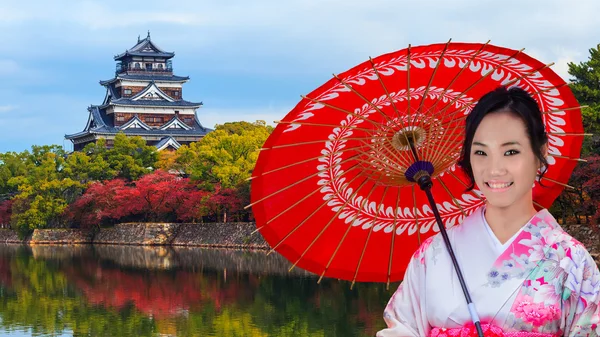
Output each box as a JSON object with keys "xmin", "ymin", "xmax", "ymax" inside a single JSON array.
[{"xmin": 0, "ymin": 0, "xmax": 598, "ymax": 152}]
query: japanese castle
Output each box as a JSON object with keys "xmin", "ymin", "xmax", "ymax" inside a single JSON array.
[{"xmin": 65, "ymin": 32, "xmax": 211, "ymax": 151}]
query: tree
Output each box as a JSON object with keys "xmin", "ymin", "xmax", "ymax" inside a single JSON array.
[
  {"xmin": 567, "ymin": 43, "xmax": 600, "ymax": 155},
  {"xmin": 179, "ymin": 121, "xmax": 271, "ymax": 189},
  {"xmin": 66, "ymin": 179, "xmax": 139, "ymax": 228},
  {"xmin": 552, "ymin": 43, "xmax": 600, "ymax": 224},
  {"xmin": 6, "ymin": 148, "xmax": 85, "ymax": 236},
  {"xmin": 83, "ymin": 133, "xmax": 158, "ymax": 181}
]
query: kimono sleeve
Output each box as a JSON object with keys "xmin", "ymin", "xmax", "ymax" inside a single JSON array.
[
  {"xmin": 561, "ymin": 245, "xmax": 600, "ymax": 337},
  {"xmin": 376, "ymin": 247, "xmax": 430, "ymax": 337}
]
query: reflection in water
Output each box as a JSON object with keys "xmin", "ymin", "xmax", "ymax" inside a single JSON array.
[{"xmin": 0, "ymin": 244, "xmax": 398, "ymax": 336}]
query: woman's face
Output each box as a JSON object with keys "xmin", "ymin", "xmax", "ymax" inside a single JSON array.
[{"xmin": 469, "ymin": 111, "xmax": 542, "ymax": 210}]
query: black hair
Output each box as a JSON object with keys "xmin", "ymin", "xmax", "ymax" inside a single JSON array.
[{"xmin": 457, "ymin": 86, "xmax": 548, "ymax": 191}]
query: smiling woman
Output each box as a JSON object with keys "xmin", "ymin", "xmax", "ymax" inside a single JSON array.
[{"xmin": 377, "ymin": 86, "xmax": 600, "ymax": 337}]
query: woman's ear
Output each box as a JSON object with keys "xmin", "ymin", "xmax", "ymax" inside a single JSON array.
[{"xmin": 540, "ymin": 143, "xmax": 549, "ymax": 169}]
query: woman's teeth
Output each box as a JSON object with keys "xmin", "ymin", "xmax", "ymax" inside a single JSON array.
[{"xmin": 486, "ymin": 182, "xmax": 513, "ymax": 189}]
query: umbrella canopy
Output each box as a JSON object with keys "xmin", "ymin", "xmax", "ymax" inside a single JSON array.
[{"xmin": 249, "ymin": 41, "xmax": 585, "ymax": 285}]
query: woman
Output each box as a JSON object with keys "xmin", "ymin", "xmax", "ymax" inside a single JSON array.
[{"xmin": 377, "ymin": 86, "xmax": 600, "ymax": 337}]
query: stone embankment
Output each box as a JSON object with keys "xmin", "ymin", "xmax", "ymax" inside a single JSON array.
[{"xmin": 0, "ymin": 222, "xmax": 269, "ymax": 250}]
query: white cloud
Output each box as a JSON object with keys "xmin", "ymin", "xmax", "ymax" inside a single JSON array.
[
  {"xmin": 198, "ymin": 107, "xmax": 291, "ymax": 129},
  {"xmin": 0, "ymin": 105, "xmax": 17, "ymax": 113}
]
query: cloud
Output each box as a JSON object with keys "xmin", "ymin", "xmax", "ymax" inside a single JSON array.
[
  {"xmin": 0, "ymin": 0, "xmax": 599, "ymax": 153},
  {"xmin": 198, "ymin": 106, "xmax": 291, "ymax": 129},
  {"xmin": 0, "ymin": 105, "xmax": 17, "ymax": 113}
]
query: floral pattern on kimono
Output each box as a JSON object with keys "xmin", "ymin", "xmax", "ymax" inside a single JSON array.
[{"xmin": 377, "ymin": 206, "xmax": 600, "ymax": 337}]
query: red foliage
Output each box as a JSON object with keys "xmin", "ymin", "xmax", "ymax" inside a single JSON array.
[
  {"xmin": 68, "ymin": 170, "xmax": 211, "ymax": 226},
  {"xmin": 571, "ymin": 154, "xmax": 600, "ymax": 227},
  {"xmin": 204, "ymin": 186, "xmax": 247, "ymax": 222},
  {"xmin": 134, "ymin": 170, "xmax": 205, "ymax": 222},
  {"xmin": 0, "ymin": 199, "xmax": 13, "ymax": 227},
  {"xmin": 67, "ymin": 179, "xmax": 140, "ymax": 227}
]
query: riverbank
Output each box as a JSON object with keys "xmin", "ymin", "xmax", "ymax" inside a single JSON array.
[
  {"xmin": 0, "ymin": 221, "xmax": 597, "ymax": 264},
  {"xmin": 0, "ymin": 222, "xmax": 270, "ymax": 250}
]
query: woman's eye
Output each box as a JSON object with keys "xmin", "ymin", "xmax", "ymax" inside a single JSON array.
[
  {"xmin": 505, "ymin": 150, "xmax": 520, "ymax": 156},
  {"xmin": 473, "ymin": 150, "xmax": 486, "ymax": 156}
]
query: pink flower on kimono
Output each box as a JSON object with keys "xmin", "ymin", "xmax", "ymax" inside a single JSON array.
[
  {"xmin": 536, "ymin": 281, "xmax": 563, "ymax": 305},
  {"xmin": 413, "ymin": 236, "xmax": 434, "ymax": 264},
  {"xmin": 513, "ymin": 295, "xmax": 560, "ymax": 326}
]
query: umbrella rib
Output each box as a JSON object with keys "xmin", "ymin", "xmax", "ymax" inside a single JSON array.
[
  {"xmin": 260, "ymin": 136, "xmax": 391, "ymax": 150},
  {"xmin": 414, "ymin": 39, "xmax": 452, "ymax": 137},
  {"xmin": 437, "ymin": 178, "xmax": 467, "ymax": 218},
  {"xmin": 549, "ymin": 133, "xmax": 593, "ymax": 136},
  {"xmin": 290, "ymin": 177, "xmax": 371, "ymax": 273},
  {"xmin": 548, "ymin": 154, "xmax": 586, "ymax": 163},
  {"xmin": 424, "ymin": 40, "xmax": 491, "ymax": 115},
  {"xmin": 503, "ymin": 62, "xmax": 555, "ymax": 87},
  {"xmin": 369, "ymin": 57, "xmax": 404, "ymax": 122},
  {"xmin": 245, "ymin": 154, "xmax": 361, "ymax": 209},
  {"xmin": 300, "ymin": 95, "xmax": 387, "ymax": 129},
  {"xmin": 368, "ymin": 56, "xmax": 415, "ymax": 155},
  {"xmin": 428, "ymin": 47, "xmax": 525, "ymax": 120},
  {"xmin": 318, "ymin": 181, "xmax": 379, "ymax": 284},
  {"xmin": 542, "ymin": 106, "xmax": 588, "ymax": 115},
  {"xmin": 256, "ymin": 176, "xmax": 343, "ymax": 232},
  {"xmin": 273, "ymin": 119, "xmax": 415, "ymax": 168},
  {"xmin": 357, "ymin": 137, "xmax": 413, "ymax": 177},
  {"xmin": 430, "ymin": 84, "xmax": 571, "ymax": 167},
  {"xmin": 249, "ymin": 144, "xmax": 371, "ymax": 181},
  {"xmin": 419, "ymin": 42, "xmax": 487, "ymax": 162},
  {"xmin": 533, "ymin": 201, "xmax": 543, "ymax": 209},
  {"xmin": 425, "ymin": 48, "xmax": 526, "ymax": 164},
  {"xmin": 405, "ymin": 44, "xmax": 414, "ymax": 159},
  {"xmin": 274, "ymin": 120, "xmax": 378, "ymax": 134},
  {"xmin": 332, "ymin": 73, "xmax": 420, "ymax": 165},
  {"xmin": 351, "ymin": 186, "xmax": 389, "ymax": 289},
  {"xmin": 446, "ymin": 171, "xmax": 486, "ymax": 205},
  {"xmin": 265, "ymin": 168, "xmax": 365, "ymax": 257},
  {"xmin": 297, "ymin": 95, "xmax": 422, "ymax": 167},
  {"xmin": 432, "ymin": 82, "xmax": 573, "ymax": 164},
  {"xmin": 333, "ymin": 75, "xmax": 395, "ymax": 125},
  {"xmin": 539, "ymin": 176, "xmax": 575, "ymax": 189},
  {"xmin": 386, "ymin": 187, "xmax": 402, "ymax": 290},
  {"xmin": 419, "ymin": 41, "xmax": 491, "ymax": 162}
]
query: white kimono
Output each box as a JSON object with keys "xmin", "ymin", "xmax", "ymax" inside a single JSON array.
[{"xmin": 378, "ymin": 206, "xmax": 600, "ymax": 337}]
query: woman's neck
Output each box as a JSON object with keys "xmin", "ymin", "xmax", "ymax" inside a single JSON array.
[{"xmin": 484, "ymin": 200, "xmax": 538, "ymax": 244}]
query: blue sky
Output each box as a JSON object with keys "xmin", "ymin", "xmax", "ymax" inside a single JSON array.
[{"xmin": 0, "ymin": 0, "xmax": 599, "ymax": 152}]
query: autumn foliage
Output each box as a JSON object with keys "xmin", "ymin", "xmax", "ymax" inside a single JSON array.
[{"xmin": 66, "ymin": 170, "xmax": 248, "ymax": 226}]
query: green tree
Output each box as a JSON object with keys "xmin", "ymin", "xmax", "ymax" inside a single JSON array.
[
  {"xmin": 8, "ymin": 150, "xmax": 84, "ymax": 236},
  {"xmin": 567, "ymin": 43, "xmax": 600, "ymax": 155},
  {"xmin": 177, "ymin": 121, "xmax": 271, "ymax": 189},
  {"xmin": 83, "ymin": 133, "xmax": 158, "ymax": 181}
]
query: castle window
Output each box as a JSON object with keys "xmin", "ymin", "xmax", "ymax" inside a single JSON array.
[
  {"xmin": 173, "ymin": 91, "xmax": 179, "ymax": 97},
  {"xmin": 116, "ymin": 116, "xmax": 125, "ymax": 122},
  {"xmin": 158, "ymin": 64, "xmax": 163, "ymax": 69},
  {"xmin": 135, "ymin": 63, "xmax": 140, "ymax": 69},
  {"xmin": 123, "ymin": 89, "xmax": 132, "ymax": 95},
  {"xmin": 146, "ymin": 63, "xmax": 152, "ymax": 71}
]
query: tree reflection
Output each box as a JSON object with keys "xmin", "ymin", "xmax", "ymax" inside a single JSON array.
[{"xmin": 0, "ymin": 245, "xmax": 396, "ymax": 336}]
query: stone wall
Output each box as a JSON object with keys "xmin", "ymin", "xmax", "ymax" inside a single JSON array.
[
  {"xmin": 0, "ymin": 222, "xmax": 269, "ymax": 249},
  {"xmin": 171, "ymin": 223, "xmax": 268, "ymax": 249},
  {"xmin": 0, "ymin": 229, "xmax": 24, "ymax": 244},
  {"xmin": 29, "ymin": 229, "xmax": 94, "ymax": 245},
  {"xmin": 94, "ymin": 223, "xmax": 181, "ymax": 245}
]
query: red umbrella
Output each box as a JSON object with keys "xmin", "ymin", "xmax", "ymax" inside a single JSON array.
[{"xmin": 249, "ymin": 41, "xmax": 585, "ymax": 286}]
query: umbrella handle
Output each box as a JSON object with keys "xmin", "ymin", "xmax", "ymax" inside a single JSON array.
[{"xmin": 418, "ymin": 174, "xmax": 485, "ymax": 337}]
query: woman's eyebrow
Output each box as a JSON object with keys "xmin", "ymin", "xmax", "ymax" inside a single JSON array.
[{"xmin": 472, "ymin": 141, "xmax": 521, "ymax": 147}]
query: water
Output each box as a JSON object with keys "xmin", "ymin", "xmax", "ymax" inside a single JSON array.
[{"xmin": 0, "ymin": 244, "xmax": 398, "ymax": 337}]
